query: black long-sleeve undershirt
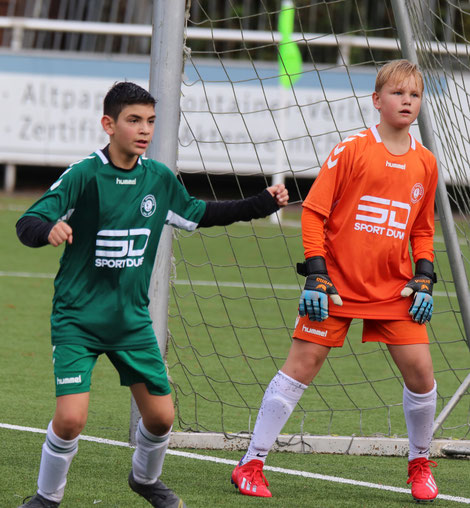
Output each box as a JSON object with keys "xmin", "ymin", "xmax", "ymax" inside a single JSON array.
[
  {"xmin": 197, "ymin": 189, "xmax": 279, "ymax": 228},
  {"xmin": 16, "ymin": 190, "xmax": 279, "ymax": 247},
  {"xmin": 16, "ymin": 216, "xmax": 54, "ymax": 247}
]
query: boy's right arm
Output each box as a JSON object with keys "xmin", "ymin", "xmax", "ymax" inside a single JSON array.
[
  {"xmin": 16, "ymin": 159, "xmax": 87, "ymax": 248},
  {"xmin": 48, "ymin": 221, "xmax": 73, "ymax": 246},
  {"xmin": 16, "ymin": 216, "xmax": 73, "ymax": 247},
  {"xmin": 297, "ymin": 207, "xmax": 342, "ymax": 321}
]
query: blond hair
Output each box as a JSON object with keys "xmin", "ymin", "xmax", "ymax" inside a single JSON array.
[{"xmin": 375, "ymin": 59, "xmax": 424, "ymax": 93}]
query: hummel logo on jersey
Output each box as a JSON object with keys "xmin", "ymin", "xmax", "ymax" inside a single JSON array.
[
  {"xmin": 95, "ymin": 228, "xmax": 150, "ymax": 268},
  {"xmin": 302, "ymin": 325, "xmax": 327, "ymax": 337},
  {"xmin": 57, "ymin": 375, "xmax": 81, "ymax": 385},
  {"xmin": 325, "ymin": 132, "xmax": 366, "ymax": 169},
  {"xmin": 385, "ymin": 160, "xmax": 406, "ymax": 170},
  {"xmin": 327, "ymin": 145, "xmax": 345, "ymax": 169},
  {"xmin": 116, "ymin": 177, "xmax": 136, "ymax": 185}
]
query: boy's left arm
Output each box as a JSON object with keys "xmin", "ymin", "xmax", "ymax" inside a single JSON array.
[
  {"xmin": 197, "ymin": 184, "xmax": 288, "ymax": 228},
  {"xmin": 401, "ymin": 157, "xmax": 438, "ymax": 324},
  {"xmin": 401, "ymin": 258, "xmax": 437, "ymax": 324}
]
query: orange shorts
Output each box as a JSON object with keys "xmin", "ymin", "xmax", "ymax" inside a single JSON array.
[{"xmin": 293, "ymin": 314, "xmax": 429, "ymax": 347}]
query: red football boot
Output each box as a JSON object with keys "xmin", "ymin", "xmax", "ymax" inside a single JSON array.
[
  {"xmin": 231, "ymin": 459, "xmax": 272, "ymax": 497},
  {"xmin": 407, "ymin": 458, "xmax": 438, "ymax": 503}
]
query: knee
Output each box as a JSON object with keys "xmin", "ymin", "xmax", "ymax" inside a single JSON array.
[
  {"xmin": 53, "ymin": 413, "xmax": 87, "ymax": 440},
  {"xmin": 281, "ymin": 340, "xmax": 330, "ymax": 385},
  {"xmin": 405, "ymin": 377, "xmax": 436, "ymax": 395},
  {"xmin": 403, "ymin": 366, "xmax": 435, "ymax": 394},
  {"xmin": 283, "ymin": 355, "xmax": 322, "ymax": 385},
  {"xmin": 142, "ymin": 407, "xmax": 174, "ymax": 437}
]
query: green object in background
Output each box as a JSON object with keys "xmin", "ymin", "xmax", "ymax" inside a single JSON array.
[{"xmin": 278, "ymin": 0, "xmax": 303, "ymax": 88}]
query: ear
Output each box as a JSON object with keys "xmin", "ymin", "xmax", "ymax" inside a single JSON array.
[
  {"xmin": 101, "ymin": 115, "xmax": 115, "ymax": 135},
  {"xmin": 372, "ymin": 91, "xmax": 381, "ymax": 111}
]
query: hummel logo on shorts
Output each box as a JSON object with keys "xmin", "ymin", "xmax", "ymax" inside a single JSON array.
[
  {"xmin": 56, "ymin": 375, "xmax": 82, "ymax": 385},
  {"xmin": 302, "ymin": 325, "xmax": 327, "ymax": 337}
]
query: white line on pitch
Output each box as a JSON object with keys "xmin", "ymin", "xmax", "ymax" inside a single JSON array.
[
  {"xmin": 0, "ymin": 270, "xmax": 56, "ymax": 279},
  {"xmin": 0, "ymin": 423, "xmax": 469, "ymax": 504},
  {"xmin": 0, "ymin": 270, "xmax": 458, "ymax": 297},
  {"xmin": 0, "ymin": 271, "xmax": 302, "ymax": 290}
]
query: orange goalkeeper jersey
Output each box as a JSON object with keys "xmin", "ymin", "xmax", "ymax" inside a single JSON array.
[{"xmin": 302, "ymin": 126, "xmax": 438, "ymax": 319}]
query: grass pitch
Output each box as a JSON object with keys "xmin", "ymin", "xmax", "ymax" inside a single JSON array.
[{"xmin": 1, "ymin": 192, "xmax": 470, "ymax": 507}]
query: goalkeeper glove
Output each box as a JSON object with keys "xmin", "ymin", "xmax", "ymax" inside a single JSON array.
[
  {"xmin": 401, "ymin": 259, "xmax": 437, "ymax": 324},
  {"xmin": 297, "ymin": 256, "xmax": 343, "ymax": 322}
]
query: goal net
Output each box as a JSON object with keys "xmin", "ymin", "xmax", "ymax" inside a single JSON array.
[{"xmin": 163, "ymin": 0, "xmax": 470, "ymax": 454}]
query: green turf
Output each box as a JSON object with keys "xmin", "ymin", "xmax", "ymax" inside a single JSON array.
[
  {"xmin": 1, "ymin": 430, "xmax": 470, "ymax": 507},
  {"xmin": 166, "ymin": 208, "xmax": 470, "ymax": 439},
  {"xmin": 1, "ymin": 192, "xmax": 470, "ymax": 507}
]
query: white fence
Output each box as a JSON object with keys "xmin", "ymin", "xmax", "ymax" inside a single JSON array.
[{"xmin": 1, "ymin": 16, "xmax": 468, "ymax": 190}]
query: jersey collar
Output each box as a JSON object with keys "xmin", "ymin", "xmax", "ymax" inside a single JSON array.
[
  {"xmin": 370, "ymin": 125, "xmax": 416, "ymax": 151},
  {"xmin": 95, "ymin": 145, "xmax": 143, "ymax": 169}
]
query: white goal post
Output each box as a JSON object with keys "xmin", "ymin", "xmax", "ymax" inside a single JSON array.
[{"xmin": 142, "ymin": 0, "xmax": 470, "ymax": 456}]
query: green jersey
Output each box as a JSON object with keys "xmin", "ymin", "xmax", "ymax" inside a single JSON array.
[{"xmin": 22, "ymin": 149, "xmax": 206, "ymax": 350}]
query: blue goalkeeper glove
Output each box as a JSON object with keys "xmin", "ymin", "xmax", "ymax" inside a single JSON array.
[
  {"xmin": 297, "ymin": 256, "xmax": 343, "ymax": 322},
  {"xmin": 401, "ymin": 259, "xmax": 437, "ymax": 324}
]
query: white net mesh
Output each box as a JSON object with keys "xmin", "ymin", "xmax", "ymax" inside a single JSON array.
[
  {"xmin": 165, "ymin": 0, "xmax": 470, "ymax": 449},
  {"xmin": 404, "ymin": 0, "xmax": 470, "ymax": 439}
]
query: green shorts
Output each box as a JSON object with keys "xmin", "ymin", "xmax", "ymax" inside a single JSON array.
[{"xmin": 52, "ymin": 344, "xmax": 171, "ymax": 397}]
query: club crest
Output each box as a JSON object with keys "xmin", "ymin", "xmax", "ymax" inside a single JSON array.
[
  {"xmin": 411, "ymin": 183, "xmax": 424, "ymax": 203},
  {"xmin": 141, "ymin": 194, "xmax": 156, "ymax": 217}
]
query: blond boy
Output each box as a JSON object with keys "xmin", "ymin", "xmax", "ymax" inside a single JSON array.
[{"xmin": 232, "ymin": 60, "xmax": 439, "ymax": 503}]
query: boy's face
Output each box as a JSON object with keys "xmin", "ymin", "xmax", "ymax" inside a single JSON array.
[
  {"xmin": 102, "ymin": 103, "xmax": 156, "ymax": 159},
  {"xmin": 372, "ymin": 76, "xmax": 422, "ymax": 130}
]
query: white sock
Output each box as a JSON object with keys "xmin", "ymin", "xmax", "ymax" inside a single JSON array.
[
  {"xmin": 403, "ymin": 381, "xmax": 437, "ymax": 462},
  {"xmin": 132, "ymin": 419, "xmax": 170, "ymax": 485},
  {"xmin": 37, "ymin": 421, "xmax": 79, "ymax": 503},
  {"xmin": 241, "ymin": 370, "xmax": 307, "ymax": 465}
]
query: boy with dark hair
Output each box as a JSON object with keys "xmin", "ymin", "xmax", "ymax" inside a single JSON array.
[
  {"xmin": 231, "ymin": 59, "xmax": 439, "ymax": 503},
  {"xmin": 16, "ymin": 81, "xmax": 288, "ymax": 508},
  {"xmin": 103, "ymin": 81, "xmax": 156, "ymax": 119}
]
